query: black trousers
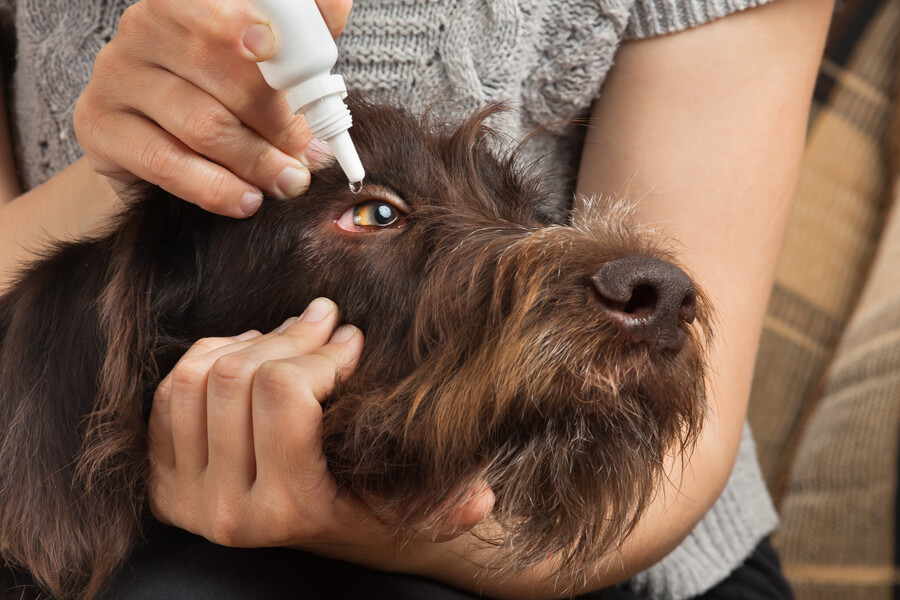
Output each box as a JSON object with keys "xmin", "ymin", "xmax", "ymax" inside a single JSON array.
[{"xmin": 100, "ymin": 526, "xmax": 794, "ymax": 600}]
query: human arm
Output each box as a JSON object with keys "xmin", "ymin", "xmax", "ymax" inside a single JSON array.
[{"xmin": 0, "ymin": 0, "xmax": 350, "ymax": 292}]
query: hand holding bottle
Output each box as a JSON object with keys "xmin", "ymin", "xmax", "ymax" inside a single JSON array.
[{"xmin": 73, "ymin": 0, "xmax": 352, "ymax": 217}]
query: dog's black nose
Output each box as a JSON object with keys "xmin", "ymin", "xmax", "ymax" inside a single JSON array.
[{"xmin": 591, "ymin": 256, "xmax": 697, "ymax": 353}]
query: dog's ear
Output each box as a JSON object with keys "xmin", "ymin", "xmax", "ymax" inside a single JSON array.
[{"xmin": 0, "ymin": 218, "xmax": 157, "ymax": 599}]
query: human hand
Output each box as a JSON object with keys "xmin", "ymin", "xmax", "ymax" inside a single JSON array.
[
  {"xmin": 73, "ymin": 0, "xmax": 351, "ymax": 218},
  {"xmin": 148, "ymin": 298, "xmax": 493, "ymax": 552}
]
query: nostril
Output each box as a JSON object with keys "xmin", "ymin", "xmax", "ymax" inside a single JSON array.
[
  {"xmin": 679, "ymin": 289, "xmax": 697, "ymax": 324},
  {"xmin": 592, "ymin": 256, "xmax": 697, "ymax": 353},
  {"xmin": 622, "ymin": 284, "xmax": 658, "ymax": 318}
]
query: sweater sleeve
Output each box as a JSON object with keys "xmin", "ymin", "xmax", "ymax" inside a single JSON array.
[{"xmin": 625, "ymin": 0, "xmax": 776, "ymax": 38}]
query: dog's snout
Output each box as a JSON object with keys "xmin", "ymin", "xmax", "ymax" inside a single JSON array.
[{"xmin": 591, "ymin": 256, "xmax": 697, "ymax": 353}]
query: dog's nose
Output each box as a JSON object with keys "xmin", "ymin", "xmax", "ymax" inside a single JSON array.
[{"xmin": 591, "ymin": 256, "xmax": 697, "ymax": 353}]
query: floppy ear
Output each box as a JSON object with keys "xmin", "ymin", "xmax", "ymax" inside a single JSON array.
[{"xmin": 0, "ymin": 222, "xmax": 157, "ymax": 599}]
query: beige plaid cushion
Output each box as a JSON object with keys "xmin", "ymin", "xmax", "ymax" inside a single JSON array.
[
  {"xmin": 748, "ymin": 0, "xmax": 898, "ymax": 500},
  {"xmin": 747, "ymin": 0, "xmax": 900, "ymax": 597}
]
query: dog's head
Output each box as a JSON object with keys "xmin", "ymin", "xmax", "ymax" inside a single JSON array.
[
  {"xmin": 146, "ymin": 97, "xmax": 711, "ymax": 581},
  {"xmin": 43, "ymin": 96, "xmax": 710, "ymax": 594}
]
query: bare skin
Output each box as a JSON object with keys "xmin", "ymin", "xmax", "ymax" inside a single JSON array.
[{"xmin": 0, "ymin": 0, "xmax": 833, "ymax": 596}]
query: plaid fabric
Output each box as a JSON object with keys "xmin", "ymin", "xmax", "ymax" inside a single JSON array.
[
  {"xmin": 747, "ymin": 0, "xmax": 898, "ymax": 498},
  {"xmin": 746, "ymin": 0, "xmax": 900, "ymax": 597}
]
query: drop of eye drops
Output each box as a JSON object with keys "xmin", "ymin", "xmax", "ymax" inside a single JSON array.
[{"xmin": 349, "ymin": 180, "xmax": 363, "ymax": 194}]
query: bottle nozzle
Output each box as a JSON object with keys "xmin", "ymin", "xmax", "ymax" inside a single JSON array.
[
  {"xmin": 325, "ymin": 130, "xmax": 365, "ymax": 187},
  {"xmin": 287, "ymin": 75, "xmax": 365, "ymax": 186}
]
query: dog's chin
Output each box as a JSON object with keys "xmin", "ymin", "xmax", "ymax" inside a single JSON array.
[{"xmin": 322, "ymin": 324, "xmax": 707, "ymax": 585}]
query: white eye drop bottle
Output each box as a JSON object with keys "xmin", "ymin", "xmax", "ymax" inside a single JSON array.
[{"xmin": 252, "ymin": 0, "xmax": 365, "ymax": 190}]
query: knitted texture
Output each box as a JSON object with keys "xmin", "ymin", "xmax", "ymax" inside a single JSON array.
[{"xmin": 0, "ymin": 1, "xmax": 779, "ymax": 598}]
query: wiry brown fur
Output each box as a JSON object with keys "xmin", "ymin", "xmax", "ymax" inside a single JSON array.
[{"xmin": 0, "ymin": 97, "xmax": 710, "ymax": 599}]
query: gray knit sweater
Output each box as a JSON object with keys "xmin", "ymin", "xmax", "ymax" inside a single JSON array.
[{"xmin": 0, "ymin": 0, "xmax": 778, "ymax": 598}]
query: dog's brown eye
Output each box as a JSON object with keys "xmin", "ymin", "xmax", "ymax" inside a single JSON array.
[
  {"xmin": 336, "ymin": 199, "xmax": 406, "ymax": 233},
  {"xmin": 354, "ymin": 202, "xmax": 398, "ymax": 227}
]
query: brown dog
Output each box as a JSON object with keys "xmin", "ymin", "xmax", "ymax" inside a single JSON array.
[{"xmin": 0, "ymin": 97, "xmax": 710, "ymax": 599}]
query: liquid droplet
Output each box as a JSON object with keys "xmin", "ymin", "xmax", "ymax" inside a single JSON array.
[{"xmin": 349, "ymin": 180, "xmax": 363, "ymax": 194}]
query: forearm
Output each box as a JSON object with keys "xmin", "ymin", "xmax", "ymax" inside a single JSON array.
[{"xmin": 0, "ymin": 157, "xmax": 120, "ymax": 292}]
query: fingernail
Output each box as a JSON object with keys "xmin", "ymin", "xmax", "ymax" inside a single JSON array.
[
  {"xmin": 300, "ymin": 298, "xmax": 335, "ymax": 322},
  {"xmin": 240, "ymin": 190, "xmax": 263, "ymax": 216},
  {"xmin": 302, "ymin": 138, "xmax": 335, "ymax": 170},
  {"xmin": 234, "ymin": 330, "xmax": 262, "ymax": 341},
  {"xmin": 275, "ymin": 165, "xmax": 311, "ymax": 198},
  {"xmin": 273, "ymin": 316, "xmax": 299, "ymax": 333},
  {"xmin": 330, "ymin": 324, "xmax": 357, "ymax": 343},
  {"xmin": 243, "ymin": 23, "xmax": 276, "ymax": 59}
]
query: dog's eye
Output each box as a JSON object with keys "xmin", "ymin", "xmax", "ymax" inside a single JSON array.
[
  {"xmin": 336, "ymin": 199, "xmax": 406, "ymax": 232},
  {"xmin": 355, "ymin": 202, "xmax": 398, "ymax": 227}
]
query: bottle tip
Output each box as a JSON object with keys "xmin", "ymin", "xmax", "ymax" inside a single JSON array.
[{"xmin": 326, "ymin": 130, "xmax": 366, "ymax": 186}]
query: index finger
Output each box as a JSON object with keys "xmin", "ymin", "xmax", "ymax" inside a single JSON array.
[
  {"xmin": 145, "ymin": 0, "xmax": 352, "ymax": 61},
  {"xmin": 144, "ymin": 0, "xmax": 272, "ymax": 60}
]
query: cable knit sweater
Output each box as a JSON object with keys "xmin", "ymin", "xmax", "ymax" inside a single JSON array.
[{"xmin": 0, "ymin": 1, "xmax": 779, "ymax": 598}]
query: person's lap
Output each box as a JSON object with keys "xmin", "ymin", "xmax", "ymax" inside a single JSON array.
[{"xmin": 100, "ymin": 526, "xmax": 793, "ymax": 600}]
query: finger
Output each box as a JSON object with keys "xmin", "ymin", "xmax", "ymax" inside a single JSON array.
[
  {"xmin": 149, "ymin": 375, "xmax": 177, "ymax": 470},
  {"xmin": 317, "ymin": 0, "xmax": 354, "ymax": 38},
  {"xmin": 138, "ymin": 38, "xmax": 313, "ymax": 162},
  {"xmin": 151, "ymin": 334, "xmax": 256, "ymax": 468},
  {"xmin": 164, "ymin": 333, "xmax": 264, "ymax": 476},
  {"xmin": 87, "ymin": 110, "xmax": 264, "ymax": 217},
  {"xmin": 426, "ymin": 481, "xmax": 495, "ymax": 542},
  {"xmin": 251, "ymin": 324, "xmax": 363, "ymax": 486},
  {"xmin": 144, "ymin": 0, "xmax": 278, "ymax": 61},
  {"xmin": 127, "ymin": 66, "xmax": 310, "ymax": 199},
  {"xmin": 205, "ymin": 300, "xmax": 341, "ymax": 485},
  {"xmin": 108, "ymin": 4, "xmax": 312, "ymax": 161}
]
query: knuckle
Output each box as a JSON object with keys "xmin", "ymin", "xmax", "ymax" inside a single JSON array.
[
  {"xmin": 255, "ymin": 360, "xmax": 301, "ymax": 399},
  {"xmin": 248, "ymin": 144, "xmax": 275, "ymax": 179},
  {"xmin": 255, "ymin": 503, "xmax": 299, "ymax": 543},
  {"xmin": 153, "ymin": 376, "xmax": 173, "ymax": 402},
  {"xmin": 90, "ymin": 44, "xmax": 121, "ymax": 79},
  {"xmin": 206, "ymin": 1, "xmax": 242, "ymax": 41},
  {"xmin": 208, "ymin": 353, "xmax": 256, "ymax": 393},
  {"xmin": 72, "ymin": 95, "xmax": 103, "ymax": 148},
  {"xmin": 206, "ymin": 497, "xmax": 244, "ymax": 546},
  {"xmin": 116, "ymin": 3, "xmax": 148, "ymax": 38},
  {"xmin": 192, "ymin": 336, "xmax": 228, "ymax": 354},
  {"xmin": 186, "ymin": 104, "xmax": 241, "ymax": 151},
  {"xmin": 199, "ymin": 170, "xmax": 236, "ymax": 213},
  {"xmin": 266, "ymin": 113, "xmax": 312, "ymax": 156},
  {"xmin": 169, "ymin": 356, "xmax": 210, "ymax": 392},
  {"xmin": 141, "ymin": 136, "xmax": 184, "ymax": 185}
]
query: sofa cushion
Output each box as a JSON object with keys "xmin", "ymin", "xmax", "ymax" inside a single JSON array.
[{"xmin": 769, "ymin": 1, "xmax": 900, "ymax": 596}]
